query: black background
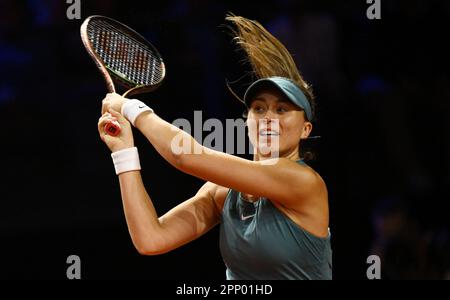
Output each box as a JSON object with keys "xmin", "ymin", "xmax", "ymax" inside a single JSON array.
[{"xmin": 1, "ymin": 0, "xmax": 449, "ymax": 279}]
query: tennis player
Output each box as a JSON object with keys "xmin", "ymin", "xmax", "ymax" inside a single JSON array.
[{"xmin": 98, "ymin": 15, "xmax": 332, "ymax": 280}]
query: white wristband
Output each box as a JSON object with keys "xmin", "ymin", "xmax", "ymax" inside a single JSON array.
[
  {"xmin": 111, "ymin": 147, "xmax": 141, "ymax": 175},
  {"xmin": 121, "ymin": 99, "xmax": 153, "ymax": 127}
]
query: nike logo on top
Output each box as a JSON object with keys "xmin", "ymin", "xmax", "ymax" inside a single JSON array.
[{"xmin": 241, "ymin": 214, "xmax": 255, "ymax": 221}]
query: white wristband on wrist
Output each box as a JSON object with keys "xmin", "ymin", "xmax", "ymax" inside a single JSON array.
[
  {"xmin": 121, "ymin": 99, "xmax": 153, "ymax": 127},
  {"xmin": 111, "ymin": 147, "xmax": 141, "ymax": 175}
]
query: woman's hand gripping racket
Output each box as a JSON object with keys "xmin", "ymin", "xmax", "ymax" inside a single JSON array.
[{"xmin": 80, "ymin": 15, "xmax": 165, "ymax": 136}]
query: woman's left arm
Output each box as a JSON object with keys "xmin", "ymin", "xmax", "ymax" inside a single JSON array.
[
  {"xmin": 103, "ymin": 94, "xmax": 324, "ymax": 209},
  {"xmin": 139, "ymin": 111, "xmax": 324, "ymax": 208}
]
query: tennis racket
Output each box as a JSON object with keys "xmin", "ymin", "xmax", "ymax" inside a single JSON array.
[{"xmin": 80, "ymin": 15, "xmax": 165, "ymax": 136}]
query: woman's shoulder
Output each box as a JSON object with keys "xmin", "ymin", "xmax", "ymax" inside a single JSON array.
[
  {"xmin": 282, "ymin": 158, "xmax": 328, "ymax": 206},
  {"xmin": 200, "ymin": 182, "xmax": 230, "ymax": 212},
  {"xmin": 275, "ymin": 159, "xmax": 329, "ymax": 237},
  {"xmin": 282, "ymin": 158, "xmax": 326, "ymax": 185}
]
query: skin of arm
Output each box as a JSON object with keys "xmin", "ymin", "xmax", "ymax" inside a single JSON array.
[
  {"xmin": 118, "ymin": 171, "xmax": 228, "ymax": 255},
  {"xmin": 99, "ymin": 108, "xmax": 229, "ymax": 255},
  {"xmin": 134, "ymin": 111, "xmax": 324, "ymax": 210},
  {"xmin": 101, "ymin": 93, "xmax": 328, "ymax": 239}
]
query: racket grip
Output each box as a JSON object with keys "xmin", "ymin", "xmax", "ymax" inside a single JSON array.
[{"xmin": 105, "ymin": 121, "xmax": 121, "ymax": 137}]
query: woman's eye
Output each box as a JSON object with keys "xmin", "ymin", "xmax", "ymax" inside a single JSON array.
[
  {"xmin": 277, "ymin": 107, "xmax": 288, "ymax": 113},
  {"xmin": 253, "ymin": 106, "xmax": 265, "ymax": 113}
]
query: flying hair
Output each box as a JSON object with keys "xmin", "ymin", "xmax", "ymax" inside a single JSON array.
[{"xmin": 225, "ymin": 14, "xmax": 316, "ymax": 120}]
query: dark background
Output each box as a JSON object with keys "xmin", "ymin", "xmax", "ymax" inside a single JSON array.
[{"xmin": 1, "ymin": 0, "xmax": 449, "ymax": 279}]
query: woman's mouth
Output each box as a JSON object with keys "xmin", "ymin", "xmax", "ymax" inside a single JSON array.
[{"xmin": 259, "ymin": 129, "xmax": 280, "ymax": 136}]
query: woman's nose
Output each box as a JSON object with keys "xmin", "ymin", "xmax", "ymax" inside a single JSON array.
[{"xmin": 262, "ymin": 109, "xmax": 277, "ymax": 122}]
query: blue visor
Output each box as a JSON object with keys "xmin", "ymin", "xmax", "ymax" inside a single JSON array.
[{"xmin": 243, "ymin": 76, "xmax": 313, "ymax": 121}]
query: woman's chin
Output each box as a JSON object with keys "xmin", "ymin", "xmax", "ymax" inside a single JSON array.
[{"xmin": 255, "ymin": 146, "xmax": 282, "ymax": 159}]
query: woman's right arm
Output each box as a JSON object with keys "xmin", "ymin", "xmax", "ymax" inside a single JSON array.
[
  {"xmin": 118, "ymin": 171, "xmax": 228, "ymax": 255},
  {"xmin": 98, "ymin": 110, "xmax": 228, "ymax": 255}
]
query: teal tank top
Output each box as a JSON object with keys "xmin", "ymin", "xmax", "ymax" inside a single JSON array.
[{"xmin": 219, "ymin": 161, "xmax": 332, "ymax": 280}]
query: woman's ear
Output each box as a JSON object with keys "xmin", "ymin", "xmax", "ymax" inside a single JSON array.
[{"xmin": 301, "ymin": 122, "xmax": 313, "ymax": 139}]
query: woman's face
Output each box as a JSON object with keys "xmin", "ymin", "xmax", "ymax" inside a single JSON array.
[{"xmin": 246, "ymin": 88, "xmax": 312, "ymax": 159}]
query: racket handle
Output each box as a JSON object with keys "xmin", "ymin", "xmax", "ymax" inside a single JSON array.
[{"xmin": 105, "ymin": 121, "xmax": 121, "ymax": 137}]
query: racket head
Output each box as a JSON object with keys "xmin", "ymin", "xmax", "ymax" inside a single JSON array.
[{"xmin": 80, "ymin": 15, "xmax": 166, "ymax": 97}]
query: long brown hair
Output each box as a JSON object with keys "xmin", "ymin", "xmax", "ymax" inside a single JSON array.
[{"xmin": 226, "ymin": 14, "xmax": 316, "ymax": 120}]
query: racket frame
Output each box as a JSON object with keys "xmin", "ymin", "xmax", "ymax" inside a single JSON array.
[{"xmin": 80, "ymin": 15, "xmax": 166, "ymax": 98}]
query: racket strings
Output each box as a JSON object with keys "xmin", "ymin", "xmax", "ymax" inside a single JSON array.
[
  {"xmin": 87, "ymin": 20, "xmax": 163, "ymax": 86},
  {"xmin": 91, "ymin": 22, "xmax": 163, "ymax": 82},
  {"xmin": 89, "ymin": 24, "xmax": 162, "ymax": 85}
]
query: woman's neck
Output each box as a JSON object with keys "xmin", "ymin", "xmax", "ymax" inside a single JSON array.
[{"xmin": 253, "ymin": 147, "xmax": 301, "ymax": 162}]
